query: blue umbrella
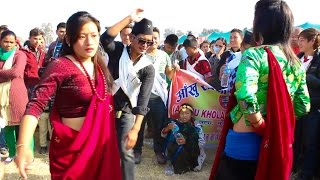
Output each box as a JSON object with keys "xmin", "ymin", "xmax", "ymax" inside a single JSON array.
[
  {"xmin": 207, "ymin": 32, "xmax": 222, "ymax": 42},
  {"xmin": 221, "ymin": 32, "xmax": 231, "ymax": 43},
  {"xmin": 297, "ymin": 22, "xmax": 320, "ymax": 30},
  {"xmin": 178, "ymin": 35, "xmax": 187, "ymax": 44},
  {"xmin": 178, "ymin": 34, "xmax": 208, "ymax": 44},
  {"xmin": 207, "ymin": 31, "xmax": 230, "ymax": 43}
]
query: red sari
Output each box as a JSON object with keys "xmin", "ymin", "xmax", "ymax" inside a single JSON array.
[
  {"xmin": 49, "ymin": 69, "xmax": 121, "ymax": 180},
  {"xmin": 254, "ymin": 47, "xmax": 295, "ymax": 180}
]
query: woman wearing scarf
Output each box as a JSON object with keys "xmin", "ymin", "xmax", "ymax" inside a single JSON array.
[
  {"xmin": 15, "ymin": 12, "xmax": 121, "ymax": 180},
  {"xmin": 210, "ymin": 0, "xmax": 310, "ymax": 180},
  {"xmin": 0, "ymin": 30, "xmax": 29, "ymax": 162}
]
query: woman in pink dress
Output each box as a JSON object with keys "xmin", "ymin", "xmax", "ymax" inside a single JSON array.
[{"xmin": 0, "ymin": 30, "xmax": 29, "ymax": 162}]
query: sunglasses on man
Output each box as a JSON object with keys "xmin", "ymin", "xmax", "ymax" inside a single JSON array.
[{"xmin": 133, "ymin": 35, "xmax": 154, "ymax": 47}]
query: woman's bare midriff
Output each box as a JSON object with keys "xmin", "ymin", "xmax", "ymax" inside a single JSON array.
[
  {"xmin": 62, "ymin": 117, "xmax": 85, "ymax": 131},
  {"xmin": 233, "ymin": 115, "xmax": 255, "ymax": 133}
]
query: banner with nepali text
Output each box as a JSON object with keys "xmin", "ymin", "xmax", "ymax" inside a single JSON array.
[{"xmin": 168, "ymin": 70, "xmax": 228, "ymax": 148}]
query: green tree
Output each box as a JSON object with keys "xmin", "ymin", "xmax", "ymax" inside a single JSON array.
[
  {"xmin": 40, "ymin": 23, "xmax": 54, "ymax": 45},
  {"xmin": 163, "ymin": 28, "xmax": 185, "ymax": 38},
  {"xmin": 176, "ymin": 30, "xmax": 184, "ymax": 37},
  {"xmin": 201, "ymin": 28, "xmax": 222, "ymax": 35},
  {"xmin": 163, "ymin": 28, "xmax": 176, "ymax": 38}
]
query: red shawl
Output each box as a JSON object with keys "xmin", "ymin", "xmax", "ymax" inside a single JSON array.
[
  {"xmin": 255, "ymin": 47, "xmax": 295, "ymax": 180},
  {"xmin": 49, "ymin": 70, "xmax": 121, "ymax": 180},
  {"xmin": 210, "ymin": 47, "xmax": 295, "ymax": 180}
]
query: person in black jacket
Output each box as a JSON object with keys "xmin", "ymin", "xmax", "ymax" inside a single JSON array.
[
  {"xmin": 100, "ymin": 9, "xmax": 155, "ymax": 180},
  {"xmin": 296, "ymin": 28, "xmax": 320, "ymax": 180}
]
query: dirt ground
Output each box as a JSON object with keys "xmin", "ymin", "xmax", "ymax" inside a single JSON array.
[{"xmin": 2, "ymin": 130, "xmax": 215, "ymax": 180}]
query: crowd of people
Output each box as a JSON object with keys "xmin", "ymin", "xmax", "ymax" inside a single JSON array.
[{"xmin": 0, "ymin": 0, "xmax": 318, "ymax": 179}]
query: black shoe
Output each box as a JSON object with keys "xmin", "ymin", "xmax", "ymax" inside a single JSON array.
[
  {"xmin": 134, "ymin": 152, "xmax": 142, "ymax": 164},
  {"xmin": 39, "ymin": 146, "xmax": 48, "ymax": 154},
  {"xmin": 156, "ymin": 153, "xmax": 166, "ymax": 165}
]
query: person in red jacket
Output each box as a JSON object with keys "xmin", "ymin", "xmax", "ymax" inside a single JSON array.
[
  {"xmin": 21, "ymin": 28, "xmax": 45, "ymax": 98},
  {"xmin": 0, "ymin": 30, "xmax": 30, "ymax": 162},
  {"xmin": 290, "ymin": 27, "xmax": 303, "ymax": 55}
]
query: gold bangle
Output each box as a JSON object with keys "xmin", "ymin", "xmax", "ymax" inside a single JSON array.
[{"xmin": 15, "ymin": 144, "xmax": 27, "ymax": 149}]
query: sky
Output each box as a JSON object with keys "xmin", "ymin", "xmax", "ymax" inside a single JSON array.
[{"xmin": 1, "ymin": 0, "xmax": 319, "ymax": 41}]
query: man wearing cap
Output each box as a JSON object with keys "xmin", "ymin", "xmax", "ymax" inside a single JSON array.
[
  {"xmin": 100, "ymin": 9, "xmax": 155, "ymax": 180},
  {"xmin": 133, "ymin": 27, "xmax": 177, "ymax": 165},
  {"xmin": 182, "ymin": 38, "xmax": 212, "ymax": 83}
]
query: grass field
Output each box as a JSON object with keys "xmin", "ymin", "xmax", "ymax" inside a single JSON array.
[{"xmin": 2, "ymin": 131, "xmax": 215, "ymax": 180}]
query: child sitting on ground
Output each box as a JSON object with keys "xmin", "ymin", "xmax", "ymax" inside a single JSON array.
[{"xmin": 161, "ymin": 103, "xmax": 205, "ymax": 174}]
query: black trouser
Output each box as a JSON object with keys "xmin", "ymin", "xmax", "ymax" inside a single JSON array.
[
  {"xmin": 134, "ymin": 97, "xmax": 167, "ymax": 154},
  {"xmin": 300, "ymin": 110, "xmax": 320, "ymax": 179},
  {"xmin": 214, "ymin": 153, "xmax": 257, "ymax": 180},
  {"xmin": 293, "ymin": 117, "xmax": 304, "ymax": 172},
  {"xmin": 167, "ymin": 142, "xmax": 199, "ymax": 174}
]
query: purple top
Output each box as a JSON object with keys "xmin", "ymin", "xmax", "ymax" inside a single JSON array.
[{"xmin": 25, "ymin": 57, "xmax": 93, "ymax": 118}]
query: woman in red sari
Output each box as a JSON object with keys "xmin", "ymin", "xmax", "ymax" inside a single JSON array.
[
  {"xmin": 210, "ymin": 0, "xmax": 310, "ymax": 179},
  {"xmin": 15, "ymin": 11, "xmax": 121, "ymax": 180}
]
